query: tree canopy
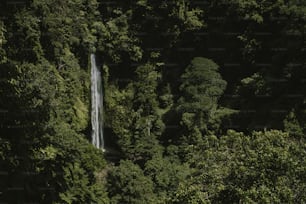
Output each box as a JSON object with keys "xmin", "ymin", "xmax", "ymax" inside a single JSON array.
[{"xmin": 0, "ymin": 0, "xmax": 305, "ymax": 203}]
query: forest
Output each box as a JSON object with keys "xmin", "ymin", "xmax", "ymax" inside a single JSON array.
[{"xmin": 0, "ymin": 0, "xmax": 305, "ymax": 203}]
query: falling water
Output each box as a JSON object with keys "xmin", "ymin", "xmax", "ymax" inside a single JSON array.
[{"xmin": 91, "ymin": 54, "xmax": 104, "ymax": 150}]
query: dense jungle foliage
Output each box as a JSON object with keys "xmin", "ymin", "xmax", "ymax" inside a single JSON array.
[{"xmin": 0, "ymin": 0, "xmax": 305, "ymax": 203}]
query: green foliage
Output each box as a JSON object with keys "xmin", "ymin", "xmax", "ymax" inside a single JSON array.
[
  {"xmin": 105, "ymin": 63, "xmax": 164, "ymax": 164},
  {"xmin": 284, "ymin": 110, "xmax": 304, "ymax": 139},
  {"xmin": 1, "ymin": 0, "xmax": 306, "ymax": 203},
  {"xmin": 144, "ymin": 156, "xmax": 191, "ymax": 202},
  {"xmin": 32, "ymin": 0, "xmax": 99, "ymax": 58},
  {"xmin": 177, "ymin": 57, "xmax": 229, "ymax": 149},
  {"xmin": 218, "ymin": 0, "xmax": 264, "ymax": 23},
  {"xmin": 159, "ymin": 83, "xmax": 173, "ymax": 109},
  {"xmin": 0, "ymin": 1, "xmax": 109, "ymax": 202},
  {"xmin": 187, "ymin": 130, "xmax": 306, "ymax": 203},
  {"xmin": 134, "ymin": 63, "xmax": 160, "ymax": 114},
  {"xmin": 107, "ymin": 160, "xmax": 156, "ymax": 204},
  {"xmin": 96, "ymin": 10, "xmax": 142, "ymax": 62},
  {"xmin": 173, "ymin": 182, "xmax": 209, "ymax": 204},
  {"xmin": 178, "ymin": 57, "xmax": 226, "ymax": 119}
]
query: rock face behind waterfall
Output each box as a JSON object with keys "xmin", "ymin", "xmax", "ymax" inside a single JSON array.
[{"xmin": 91, "ymin": 54, "xmax": 104, "ymax": 150}]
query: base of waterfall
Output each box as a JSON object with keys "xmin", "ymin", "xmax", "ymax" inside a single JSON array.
[{"xmin": 102, "ymin": 147, "xmax": 122, "ymax": 164}]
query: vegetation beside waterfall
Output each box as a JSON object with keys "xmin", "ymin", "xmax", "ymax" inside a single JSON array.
[{"xmin": 0, "ymin": 0, "xmax": 306, "ymax": 203}]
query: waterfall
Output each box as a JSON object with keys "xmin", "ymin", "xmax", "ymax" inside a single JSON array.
[{"xmin": 90, "ymin": 54, "xmax": 104, "ymax": 150}]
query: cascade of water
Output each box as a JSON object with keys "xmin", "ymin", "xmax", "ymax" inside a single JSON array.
[{"xmin": 90, "ymin": 54, "xmax": 104, "ymax": 150}]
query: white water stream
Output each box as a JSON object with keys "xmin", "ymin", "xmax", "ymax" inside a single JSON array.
[{"xmin": 90, "ymin": 54, "xmax": 104, "ymax": 150}]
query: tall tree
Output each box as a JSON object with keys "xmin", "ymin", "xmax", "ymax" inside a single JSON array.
[{"xmin": 177, "ymin": 57, "xmax": 227, "ymax": 146}]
